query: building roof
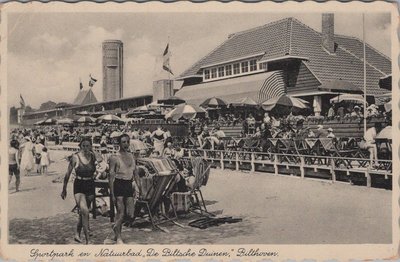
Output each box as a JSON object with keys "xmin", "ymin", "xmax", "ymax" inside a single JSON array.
[
  {"xmin": 178, "ymin": 17, "xmax": 391, "ymax": 96},
  {"xmin": 73, "ymin": 89, "xmax": 98, "ymax": 105}
]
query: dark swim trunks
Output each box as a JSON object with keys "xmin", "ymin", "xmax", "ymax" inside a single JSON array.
[{"xmin": 113, "ymin": 178, "xmax": 134, "ymax": 197}]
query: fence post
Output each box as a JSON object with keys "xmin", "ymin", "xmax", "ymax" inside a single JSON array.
[
  {"xmin": 235, "ymin": 152, "xmax": 239, "ymax": 171},
  {"xmin": 251, "ymin": 153, "xmax": 255, "ymax": 173},
  {"xmin": 220, "ymin": 151, "xmax": 224, "ymax": 170},
  {"xmin": 365, "ymin": 168, "xmax": 371, "ymax": 187},
  {"xmin": 330, "ymin": 158, "xmax": 336, "ymax": 183},
  {"xmin": 300, "ymin": 156, "xmax": 305, "ymax": 179},
  {"xmin": 274, "ymin": 154, "xmax": 278, "ymax": 176}
]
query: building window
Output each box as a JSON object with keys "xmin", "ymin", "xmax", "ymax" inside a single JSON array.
[
  {"xmin": 226, "ymin": 65, "xmax": 232, "ymax": 76},
  {"xmin": 250, "ymin": 59, "xmax": 257, "ymax": 71},
  {"xmin": 211, "ymin": 68, "xmax": 217, "ymax": 78},
  {"xmin": 259, "ymin": 62, "xmax": 268, "ymax": 70},
  {"xmin": 241, "ymin": 61, "xmax": 249, "ymax": 73},
  {"xmin": 233, "ymin": 63, "xmax": 240, "ymax": 74},
  {"xmin": 218, "ymin": 66, "xmax": 225, "ymax": 77},
  {"xmin": 204, "ymin": 69, "xmax": 210, "ymax": 80}
]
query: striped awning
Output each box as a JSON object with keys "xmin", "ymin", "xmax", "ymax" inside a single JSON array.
[
  {"xmin": 257, "ymin": 71, "xmax": 285, "ymax": 102},
  {"xmin": 175, "ymin": 71, "xmax": 286, "ymax": 105}
]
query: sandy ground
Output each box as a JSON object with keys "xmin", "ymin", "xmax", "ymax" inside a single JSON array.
[{"xmin": 8, "ymin": 150, "xmax": 392, "ymax": 245}]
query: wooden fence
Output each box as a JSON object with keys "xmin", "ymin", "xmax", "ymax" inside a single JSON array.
[{"xmin": 55, "ymin": 142, "xmax": 392, "ymax": 189}]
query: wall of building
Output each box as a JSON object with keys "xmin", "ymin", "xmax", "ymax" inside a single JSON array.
[{"xmin": 153, "ymin": 79, "xmax": 174, "ymax": 101}]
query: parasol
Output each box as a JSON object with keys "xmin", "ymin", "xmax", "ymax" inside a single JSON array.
[
  {"xmin": 261, "ymin": 95, "xmax": 309, "ymax": 111},
  {"xmin": 97, "ymin": 114, "xmax": 124, "ymax": 123},
  {"xmin": 158, "ymin": 96, "xmax": 185, "ymax": 105},
  {"xmin": 229, "ymin": 97, "xmax": 258, "ymax": 107},
  {"xmin": 165, "ymin": 103, "xmax": 206, "ymax": 121},
  {"xmin": 77, "ymin": 116, "xmax": 96, "ymax": 123},
  {"xmin": 376, "ymin": 126, "xmax": 392, "ymax": 140},
  {"xmin": 330, "ymin": 94, "xmax": 366, "ymax": 104},
  {"xmin": 200, "ymin": 97, "xmax": 228, "ymax": 108}
]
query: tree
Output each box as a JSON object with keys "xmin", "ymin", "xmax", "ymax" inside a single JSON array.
[{"xmin": 39, "ymin": 101, "xmax": 57, "ymax": 111}]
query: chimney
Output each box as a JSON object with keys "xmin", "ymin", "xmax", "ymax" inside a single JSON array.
[{"xmin": 322, "ymin": 13, "xmax": 335, "ymax": 54}]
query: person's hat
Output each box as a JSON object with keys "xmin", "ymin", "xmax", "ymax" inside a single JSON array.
[
  {"xmin": 354, "ymin": 105, "xmax": 360, "ymax": 110},
  {"xmin": 327, "ymin": 128, "xmax": 333, "ymax": 132},
  {"xmin": 317, "ymin": 125, "xmax": 323, "ymax": 130}
]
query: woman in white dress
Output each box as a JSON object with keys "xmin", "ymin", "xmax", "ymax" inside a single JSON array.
[
  {"xmin": 151, "ymin": 126, "xmax": 165, "ymax": 156},
  {"xmin": 19, "ymin": 136, "xmax": 34, "ymax": 176}
]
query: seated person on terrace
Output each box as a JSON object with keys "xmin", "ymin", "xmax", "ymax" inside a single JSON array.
[
  {"xmin": 314, "ymin": 125, "xmax": 329, "ymax": 138},
  {"xmin": 163, "ymin": 142, "xmax": 175, "ymax": 158},
  {"xmin": 366, "ymin": 104, "xmax": 379, "ymax": 118},
  {"xmin": 198, "ymin": 126, "xmax": 211, "ymax": 149},
  {"xmin": 335, "ymin": 105, "xmax": 345, "ymax": 119},
  {"xmin": 327, "ymin": 128, "xmax": 335, "ymax": 138},
  {"xmin": 201, "ymin": 125, "xmax": 226, "ymax": 150},
  {"xmin": 263, "ymin": 112, "xmax": 271, "ymax": 126},
  {"xmin": 351, "ymin": 106, "xmax": 363, "ymax": 118},
  {"xmin": 327, "ymin": 104, "xmax": 335, "ymax": 120},
  {"xmin": 246, "ymin": 114, "xmax": 256, "ymax": 134}
]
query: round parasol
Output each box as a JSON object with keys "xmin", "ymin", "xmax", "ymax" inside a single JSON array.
[
  {"xmin": 97, "ymin": 114, "xmax": 124, "ymax": 123},
  {"xmin": 34, "ymin": 120, "xmax": 45, "ymax": 126},
  {"xmin": 261, "ymin": 95, "xmax": 309, "ymax": 111},
  {"xmin": 384, "ymin": 100, "xmax": 391, "ymax": 112},
  {"xmin": 229, "ymin": 97, "xmax": 258, "ymax": 107},
  {"xmin": 330, "ymin": 94, "xmax": 366, "ymax": 104},
  {"xmin": 200, "ymin": 97, "xmax": 228, "ymax": 108},
  {"xmin": 57, "ymin": 118, "xmax": 74, "ymax": 125},
  {"xmin": 76, "ymin": 110, "xmax": 90, "ymax": 116},
  {"xmin": 376, "ymin": 126, "xmax": 392, "ymax": 140},
  {"xmin": 43, "ymin": 118, "xmax": 57, "ymax": 125},
  {"xmin": 77, "ymin": 116, "xmax": 96, "ymax": 123},
  {"xmin": 165, "ymin": 103, "xmax": 206, "ymax": 121},
  {"xmin": 158, "ymin": 96, "xmax": 185, "ymax": 105}
]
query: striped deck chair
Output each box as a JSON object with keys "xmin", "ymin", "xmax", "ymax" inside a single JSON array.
[
  {"xmin": 188, "ymin": 157, "xmax": 212, "ymax": 215},
  {"xmin": 133, "ymin": 158, "xmax": 180, "ymax": 230}
]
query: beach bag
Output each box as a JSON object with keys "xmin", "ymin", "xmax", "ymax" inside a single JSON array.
[
  {"xmin": 96, "ymin": 197, "xmax": 109, "ymax": 217},
  {"xmin": 171, "ymin": 192, "xmax": 192, "ymax": 212}
]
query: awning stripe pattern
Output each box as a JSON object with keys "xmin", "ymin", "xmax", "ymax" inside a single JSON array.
[{"xmin": 257, "ymin": 71, "xmax": 286, "ymax": 103}]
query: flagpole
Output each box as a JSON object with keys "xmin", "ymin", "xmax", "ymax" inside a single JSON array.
[
  {"xmin": 363, "ymin": 13, "xmax": 367, "ymax": 136},
  {"xmin": 168, "ymin": 36, "xmax": 171, "ymax": 82}
]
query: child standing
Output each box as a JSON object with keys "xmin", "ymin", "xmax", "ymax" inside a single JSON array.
[{"xmin": 40, "ymin": 147, "xmax": 50, "ymax": 175}]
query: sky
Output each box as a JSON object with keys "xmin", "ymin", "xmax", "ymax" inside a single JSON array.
[{"xmin": 7, "ymin": 12, "xmax": 391, "ymax": 108}]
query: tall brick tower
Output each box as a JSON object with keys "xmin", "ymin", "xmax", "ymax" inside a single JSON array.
[{"xmin": 102, "ymin": 40, "xmax": 123, "ymax": 101}]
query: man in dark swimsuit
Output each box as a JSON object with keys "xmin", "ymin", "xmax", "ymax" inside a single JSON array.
[{"xmin": 109, "ymin": 134, "xmax": 137, "ymax": 244}]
